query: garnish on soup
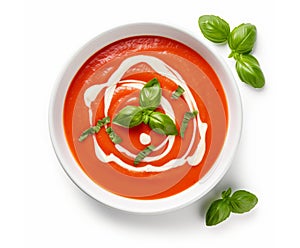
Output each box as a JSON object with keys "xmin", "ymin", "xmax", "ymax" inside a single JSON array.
[
  {"xmin": 171, "ymin": 85, "xmax": 185, "ymax": 99},
  {"xmin": 113, "ymin": 78, "xmax": 178, "ymax": 136},
  {"xmin": 78, "ymin": 116, "xmax": 110, "ymax": 142},
  {"xmin": 180, "ymin": 110, "xmax": 198, "ymax": 138},
  {"xmin": 134, "ymin": 145, "xmax": 156, "ymax": 165}
]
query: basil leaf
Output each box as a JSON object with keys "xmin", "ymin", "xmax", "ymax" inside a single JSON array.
[
  {"xmin": 134, "ymin": 145, "xmax": 155, "ymax": 165},
  {"xmin": 198, "ymin": 15, "xmax": 230, "ymax": 43},
  {"xmin": 140, "ymin": 78, "xmax": 162, "ymax": 109},
  {"xmin": 106, "ymin": 127, "xmax": 122, "ymax": 144},
  {"xmin": 180, "ymin": 110, "xmax": 198, "ymax": 138},
  {"xmin": 230, "ymin": 190, "xmax": 258, "ymax": 214},
  {"xmin": 171, "ymin": 85, "xmax": 185, "ymax": 99},
  {"xmin": 79, "ymin": 116, "xmax": 110, "ymax": 142},
  {"xmin": 206, "ymin": 199, "xmax": 231, "ymax": 226},
  {"xmin": 228, "ymin": 23, "xmax": 256, "ymax": 56},
  {"xmin": 112, "ymin": 106, "xmax": 144, "ymax": 128},
  {"xmin": 236, "ymin": 54, "xmax": 265, "ymax": 88},
  {"xmin": 148, "ymin": 112, "xmax": 178, "ymax": 135}
]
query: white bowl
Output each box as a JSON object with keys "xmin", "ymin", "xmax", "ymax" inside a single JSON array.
[{"xmin": 49, "ymin": 23, "xmax": 242, "ymax": 214}]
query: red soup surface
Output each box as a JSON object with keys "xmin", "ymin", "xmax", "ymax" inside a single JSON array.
[{"xmin": 64, "ymin": 36, "xmax": 228, "ymax": 200}]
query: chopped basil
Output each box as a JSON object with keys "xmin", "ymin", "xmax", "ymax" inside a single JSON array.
[
  {"xmin": 134, "ymin": 145, "xmax": 156, "ymax": 165},
  {"xmin": 78, "ymin": 127, "xmax": 95, "ymax": 142},
  {"xmin": 78, "ymin": 116, "xmax": 110, "ymax": 142},
  {"xmin": 106, "ymin": 127, "xmax": 122, "ymax": 144},
  {"xmin": 180, "ymin": 111, "xmax": 198, "ymax": 138},
  {"xmin": 171, "ymin": 85, "xmax": 185, "ymax": 99}
]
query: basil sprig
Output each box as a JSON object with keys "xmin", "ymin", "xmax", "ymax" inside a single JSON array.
[
  {"xmin": 79, "ymin": 116, "xmax": 110, "ymax": 142},
  {"xmin": 113, "ymin": 78, "xmax": 178, "ymax": 136},
  {"xmin": 206, "ymin": 188, "xmax": 258, "ymax": 226},
  {"xmin": 198, "ymin": 15, "xmax": 265, "ymax": 88}
]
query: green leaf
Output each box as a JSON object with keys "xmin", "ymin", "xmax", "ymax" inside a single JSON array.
[
  {"xmin": 97, "ymin": 116, "xmax": 110, "ymax": 126},
  {"xmin": 148, "ymin": 111, "xmax": 178, "ymax": 135},
  {"xmin": 198, "ymin": 15, "xmax": 230, "ymax": 43},
  {"xmin": 78, "ymin": 127, "xmax": 97, "ymax": 142},
  {"xmin": 134, "ymin": 145, "xmax": 156, "ymax": 165},
  {"xmin": 228, "ymin": 23, "xmax": 257, "ymax": 55},
  {"xmin": 205, "ymin": 187, "xmax": 258, "ymax": 226},
  {"xmin": 230, "ymin": 190, "xmax": 258, "ymax": 214},
  {"xmin": 171, "ymin": 85, "xmax": 185, "ymax": 99},
  {"xmin": 112, "ymin": 106, "xmax": 144, "ymax": 128},
  {"xmin": 180, "ymin": 110, "xmax": 198, "ymax": 137},
  {"xmin": 206, "ymin": 199, "xmax": 231, "ymax": 226},
  {"xmin": 78, "ymin": 116, "xmax": 110, "ymax": 142},
  {"xmin": 140, "ymin": 78, "xmax": 162, "ymax": 109},
  {"xmin": 236, "ymin": 54, "xmax": 265, "ymax": 88},
  {"xmin": 106, "ymin": 127, "xmax": 122, "ymax": 144}
]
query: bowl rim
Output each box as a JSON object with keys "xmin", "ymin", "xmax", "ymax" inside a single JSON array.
[{"xmin": 49, "ymin": 22, "xmax": 243, "ymax": 214}]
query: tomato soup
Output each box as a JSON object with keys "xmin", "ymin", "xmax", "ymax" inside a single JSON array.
[{"xmin": 63, "ymin": 36, "xmax": 228, "ymax": 199}]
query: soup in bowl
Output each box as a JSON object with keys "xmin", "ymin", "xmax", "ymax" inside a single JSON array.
[{"xmin": 49, "ymin": 23, "xmax": 242, "ymax": 214}]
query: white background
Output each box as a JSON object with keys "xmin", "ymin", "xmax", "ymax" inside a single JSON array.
[{"xmin": 4, "ymin": 0, "xmax": 300, "ymax": 247}]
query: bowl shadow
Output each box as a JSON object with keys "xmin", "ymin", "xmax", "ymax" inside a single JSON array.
[{"xmin": 72, "ymin": 142, "xmax": 244, "ymax": 232}]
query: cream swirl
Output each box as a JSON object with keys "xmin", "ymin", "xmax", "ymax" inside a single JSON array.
[{"xmin": 84, "ymin": 55, "xmax": 207, "ymax": 172}]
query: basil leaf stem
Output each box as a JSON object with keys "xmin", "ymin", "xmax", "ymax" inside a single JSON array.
[
  {"xmin": 134, "ymin": 145, "xmax": 156, "ymax": 165},
  {"xmin": 180, "ymin": 111, "xmax": 198, "ymax": 137},
  {"xmin": 221, "ymin": 188, "xmax": 232, "ymax": 199},
  {"xmin": 106, "ymin": 127, "xmax": 122, "ymax": 144},
  {"xmin": 79, "ymin": 116, "xmax": 110, "ymax": 142},
  {"xmin": 171, "ymin": 85, "xmax": 185, "ymax": 99}
]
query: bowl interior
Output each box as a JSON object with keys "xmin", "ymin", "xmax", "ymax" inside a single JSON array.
[{"xmin": 49, "ymin": 23, "xmax": 242, "ymax": 214}]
